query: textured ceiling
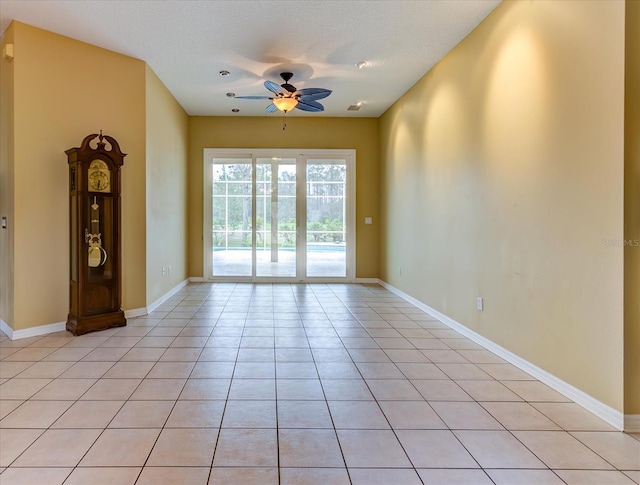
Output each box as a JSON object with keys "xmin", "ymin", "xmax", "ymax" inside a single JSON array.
[{"xmin": 0, "ymin": 0, "xmax": 501, "ymax": 117}]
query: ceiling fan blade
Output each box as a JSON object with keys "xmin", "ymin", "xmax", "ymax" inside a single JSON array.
[
  {"xmin": 295, "ymin": 88, "xmax": 332, "ymax": 101},
  {"xmin": 266, "ymin": 103, "xmax": 278, "ymax": 113},
  {"xmin": 264, "ymin": 80, "xmax": 284, "ymax": 94},
  {"xmin": 295, "ymin": 99, "xmax": 324, "ymax": 112},
  {"xmin": 234, "ymin": 95, "xmax": 272, "ymax": 100}
]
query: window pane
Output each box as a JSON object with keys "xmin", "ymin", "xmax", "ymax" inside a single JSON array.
[
  {"xmin": 256, "ymin": 158, "xmax": 296, "ymax": 277},
  {"xmin": 211, "ymin": 160, "xmax": 253, "ymax": 276},
  {"xmin": 307, "ymin": 160, "xmax": 346, "ymax": 277}
]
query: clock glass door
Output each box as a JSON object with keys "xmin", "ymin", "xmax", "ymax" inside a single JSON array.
[{"xmin": 87, "ymin": 195, "xmax": 114, "ymax": 282}]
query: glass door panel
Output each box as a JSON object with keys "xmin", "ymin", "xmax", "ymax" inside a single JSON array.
[
  {"xmin": 211, "ymin": 159, "xmax": 253, "ymax": 276},
  {"xmin": 306, "ymin": 160, "xmax": 347, "ymax": 277},
  {"xmin": 256, "ymin": 158, "xmax": 296, "ymax": 277}
]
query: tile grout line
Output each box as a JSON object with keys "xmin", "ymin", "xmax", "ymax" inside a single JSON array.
[
  {"xmin": 307, "ymin": 284, "xmax": 353, "ymax": 484},
  {"xmin": 134, "ymin": 291, "xmax": 211, "ymax": 482}
]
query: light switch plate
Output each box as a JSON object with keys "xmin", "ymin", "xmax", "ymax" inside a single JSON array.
[{"xmin": 365, "ymin": 217, "xmax": 372, "ymax": 225}]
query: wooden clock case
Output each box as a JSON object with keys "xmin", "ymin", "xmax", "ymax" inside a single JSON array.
[{"xmin": 66, "ymin": 132, "xmax": 126, "ymax": 335}]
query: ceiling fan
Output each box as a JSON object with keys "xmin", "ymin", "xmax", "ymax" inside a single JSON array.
[{"xmin": 235, "ymin": 72, "xmax": 332, "ymax": 113}]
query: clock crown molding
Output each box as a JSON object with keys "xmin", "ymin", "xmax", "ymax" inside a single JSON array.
[{"xmin": 66, "ymin": 131, "xmax": 126, "ymax": 167}]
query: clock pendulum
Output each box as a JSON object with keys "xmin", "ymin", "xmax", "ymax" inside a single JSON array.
[{"xmin": 86, "ymin": 196, "xmax": 107, "ymax": 267}]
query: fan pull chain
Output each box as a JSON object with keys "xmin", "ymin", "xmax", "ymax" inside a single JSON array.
[{"xmin": 282, "ymin": 114, "xmax": 286, "ymax": 131}]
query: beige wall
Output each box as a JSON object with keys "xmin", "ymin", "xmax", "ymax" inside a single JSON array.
[
  {"xmin": 3, "ymin": 22, "xmax": 147, "ymax": 330},
  {"xmin": 188, "ymin": 116, "xmax": 379, "ymax": 279},
  {"xmin": 0, "ymin": 25, "xmax": 15, "ymax": 328},
  {"xmin": 145, "ymin": 66, "xmax": 189, "ymax": 304},
  {"xmin": 379, "ymin": 0, "xmax": 625, "ymax": 411},
  {"xmin": 625, "ymin": 0, "xmax": 640, "ymax": 415}
]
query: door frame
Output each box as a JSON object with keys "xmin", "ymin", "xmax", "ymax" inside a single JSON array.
[{"xmin": 203, "ymin": 148, "xmax": 356, "ymax": 282}]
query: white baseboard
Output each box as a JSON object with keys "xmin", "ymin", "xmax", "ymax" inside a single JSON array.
[
  {"xmin": 189, "ymin": 277, "xmax": 379, "ymax": 284},
  {"xmin": 146, "ymin": 278, "xmax": 190, "ymax": 314},
  {"xmin": 1, "ymin": 279, "xmax": 190, "ymax": 340},
  {"xmin": 124, "ymin": 307, "xmax": 147, "ymax": 319},
  {"xmin": 189, "ymin": 276, "xmax": 380, "ymax": 284},
  {"xmin": 2, "ymin": 319, "xmax": 67, "ymax": 340},
  {"xmin": 354, "ymin": 278, "xmax": 380, "ymax": 284},
  {"xmin": 378, "ymin": 279, "xmax": 626, "ymax": 431},
  {"xmin": 625, "ymin": 414, "xmax": 640, "ymax": 433},
  {"xmin": 1, "ymin": 318, "xmax": 12, "ymax": 338}
]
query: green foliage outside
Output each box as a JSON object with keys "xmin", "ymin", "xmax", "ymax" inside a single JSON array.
[
  {"xmin": 212, "ymin": 161, "xmax": 345, "ymax": 249},
  {"xmin": 213, "ymin": 217, "xmax": 343, "ymax": 248}
]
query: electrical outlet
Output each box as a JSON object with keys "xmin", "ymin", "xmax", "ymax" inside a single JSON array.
[
  {"xmin": 477, "ymin": 297, "xmax": 484, "ymax": 311},
  {"xmin": 397, "ymin": 266, "xmax": 402, "ymax": 276},
  {"xmin": 168, "ymin": 265, "xmax": 172, "ymax": 276},
  {"xmin": 162, "ymin": 266, "xmax": 165, "ymax": 276}
]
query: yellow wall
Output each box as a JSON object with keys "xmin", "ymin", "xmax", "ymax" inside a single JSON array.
[
  {"xmin": 188, "ymin": 116, "xmax": 379, "ymax": 279},
  {"xmin": 145, "ymin": 66, "xmax": 189, "ymax": 304},
  {"xmin": 4, "ymin": 22, "xmax": 147, "ymax": 329},
  {"xmin": 625, "ymin": 0, "xmax": 640, "ymax": 415},
  {"xmin": 379, "ymin": 0, "xmax": 625, "ymax": 411},
  {"xmin": 0, "ymin": 25, "xmax": 15, "ymax": 328}
]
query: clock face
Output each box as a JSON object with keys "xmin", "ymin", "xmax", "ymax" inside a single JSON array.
[{"xmin": 88, "ymin": 159, "xmax": 111, "ymax": 193}]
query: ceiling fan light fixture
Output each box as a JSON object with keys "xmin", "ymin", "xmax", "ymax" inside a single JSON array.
[
  {"xmin": 234, "ymin": 72, "xmax": 330, "ymax": 115},
  {"xmin": 273, "ymin": 97, "xmax": 298, "ymax": 112}
]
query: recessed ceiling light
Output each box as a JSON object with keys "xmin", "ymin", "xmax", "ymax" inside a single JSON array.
[
  {"xmin": 226, "ymin": 92, "xmax": 235, "ymax": 97},
  {"xmin": 219, "ymin": 70, "xmax": 230, "ymax": 76},
  {"xmin": 355, "ymin": 61, "xmax": 367, "ymax": 69},
  {"xmin": 231, "ymin": 108, "xmax": 239, "ymax": 113}
]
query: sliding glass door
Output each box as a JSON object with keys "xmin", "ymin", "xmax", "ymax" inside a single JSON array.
[
  {"xmin": 211, "ymin": 159, "xmax": 252, "ymax": 277},
  {"xmin": 204, "ymin": 150, "xmax": 355, "ymax": 281},
  {"xmin": 306, "ymin": 159, "xmax": 347, "ymax": 277},
  {"xmin": 256, "ymin": 158, "xmax": 297, "ymax": 277}
]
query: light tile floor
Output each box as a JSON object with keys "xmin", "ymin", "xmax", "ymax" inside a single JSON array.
[{"xmin": 1, "ymin": 283, "xmax": 639, "ymax": 484}]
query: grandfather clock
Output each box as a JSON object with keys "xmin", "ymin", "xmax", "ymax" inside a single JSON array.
[{"xmin": 67, "ymin": 132, "xmax": 126, "ymax": 335}]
